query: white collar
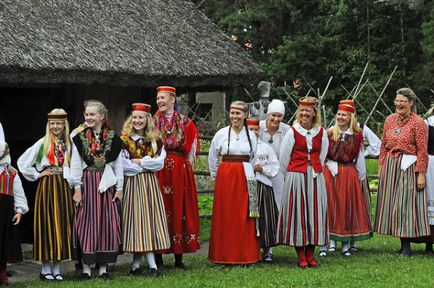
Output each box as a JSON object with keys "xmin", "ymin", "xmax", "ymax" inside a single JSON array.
[
  {"xmin": 340, "ymin": 128, "xmax": 353, "ymax": 135},
  {"xmin": 262, "ymin": 120, "xmax": 284, "ymax": 133},
  {"xmin": 293, "ymin": 123, "xmax": 320, "ymax": 137},
  {"xmin": 131, "ymin": 134, "xmax": 144, "ymax": 141}
]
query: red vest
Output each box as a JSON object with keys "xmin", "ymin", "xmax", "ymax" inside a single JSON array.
[
  {"xmin": 0, "ymin": 170, "xmax": 16, "ymax": 196},
  {"xmin": 287, "ymin": 126, "xmax": 324, "ymax": 173}
]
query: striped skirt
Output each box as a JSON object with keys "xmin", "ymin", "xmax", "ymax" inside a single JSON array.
[
  {"xmin": 277, "ymin": 167, "xmax": 328, "ymax": 247},
  {"xmin": 73, "ymin": 170, "xmax": 122, "ymax": 265},
  {"xmin": 361, "ymin": 177, "xmax": 372, "ymax": 223},
  {"xmin": 122, "ymin": 172, "xmax": 171, "ymax": 253},
  {"xmin": 375, "ymin": 155, "xmax": 430, "ymax": 238},
  {"xmin": 257, "ymin": 182, "xmax": 279, "ymax": 248},
  {"xmin": 0, "ymin": 195, "xmax": 22, "ymax": 262},
  {"xmin": 324, "ymin": 164, "xmax": 373, "ymax": 242},
  {"xmin": 33, "ymin": 174, "xmax": 73, "ymax": 261}
]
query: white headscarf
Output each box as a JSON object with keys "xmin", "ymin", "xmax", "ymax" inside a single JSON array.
[
  {"xmin": 0, "ymin": 140, "xmax": 11, "ymax": 167},
  {"xmin": 267, "ymin": 99, "xmax": 285, "ymax": 115}
]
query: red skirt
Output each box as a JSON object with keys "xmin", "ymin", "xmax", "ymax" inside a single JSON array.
[
  {"xmin": 324, "ymin": 164, "xmax": 372, "ymax": 241},
  {"xmin": 156, "ymin": 153, "xmax": 200, "ymax": 254},
  {"xmin": 208, "ymin": 162, "xmax": 261, "ymax": 264}
]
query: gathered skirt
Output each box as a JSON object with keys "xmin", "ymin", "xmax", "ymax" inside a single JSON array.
[
  {"xmin": 123, "ymin": 172, "xmax": 171, "ymax": 253},
  {"xmin": 156, "ymin": 153, "xmax": 200, "ymax": 254},
  {"xmin": 33, "ymin": 174, "xmax": 73, "ymax": 261},
  {"xmin": 73, "ymin": 170, "xmax": 122, "ymax": 264},
  {"xmin": 257, "ymin": 182, "xmax": 279, "ymax": 248},
  {"xmin": 208, "ymin": 162, "xmax": 261, "ymax": 264},
  {"xmin": 277, "ymin": 167, "xmax": 328, "ymax": 247},
  {"xmin": 324, "ymin": 164, "xmax": 373, "ymax": 242},
  {"xmin": 375, "ymin": 155, "xmax": 429, "ymax": 238},
  {"xmin": 0, "ymin": 195, "xmax": 22, "ymax": 262}
]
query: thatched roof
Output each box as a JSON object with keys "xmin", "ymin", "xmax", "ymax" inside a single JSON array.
[{"xmin": 0, "ymin": 0, "xmax": 263, "ymax": 87}]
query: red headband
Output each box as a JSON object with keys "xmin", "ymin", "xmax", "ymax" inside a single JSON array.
[
  {"xmin": 132, "ymin": 103, "xmax": 151, "ymax": 113},
  {"xmin": 246, "ymin": 118, "xmax": 260, "ymax": 126},
  {"xmin": 299, "ymin": 97, "xmax": 319, "ymax": 107},
  {"xmin": 338, "ymin": 104, "xmax": 355, "ymax": 114},
  {"xmin": 157, "ymin": 86, "xmax": 176, "ymax": 94}
]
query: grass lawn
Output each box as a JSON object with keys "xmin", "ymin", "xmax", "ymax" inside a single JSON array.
[{"xmin": 15, "ymin": 194, "xmax": 434, "ymax": 288}]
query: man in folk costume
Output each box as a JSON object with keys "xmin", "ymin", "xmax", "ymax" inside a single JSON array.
[
  {"xmin": 247, "ymin": 118, "xmax": 280, "ymax": 262},
  {"xmin": 259, "ymin": 99, "xmax": 290, "ymax": 210},
  {"xmin": 277, "ymin": 96, "xmax": 329, "ymax": 268},
  {"xmin": 153, "ymin": 86, "xmax": 200, "ymax": 269},
  {"xmin": 321, "ymin": 100, "xmax": 372, "ymax": 257}
]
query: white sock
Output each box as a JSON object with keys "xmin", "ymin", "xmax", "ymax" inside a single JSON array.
[
  {"xmin": 330, "ymin": 240, "xmax": 336, "ymax": 249},
  {"xmin": 41, "ymin": 261, "xmax": 52, "ymax": 275},
  {"xmin": 82, "ymin": 263, "xmax": 91, "ymax": 276},
  {"xmin": 98, "ymin": 264, "xmax": 107, "ymax": 276},
  {"xmin": 52, "ymin": 261, "xmax": 61, "ymax": 276},
  {"xmin": 145, "ymin": 253, "xmax": 157, "ymax": 269},
  {"xmin": 132, "ymin": 253, "xmax": 143, "ymax": 270},
  {"xmin": 320, "ymin": 245, "xmax": 327, "ymax": 251},
  {"xmin": 268, "ymin": 247, "xmax": 273, "ymax": 254},
  {"xmin": 350, "ymin": 241, "xmax": 357, "ymax": 248},
  {"xmin": 342, "ymin": 242, "xmax": 350, "ymax": 252}
]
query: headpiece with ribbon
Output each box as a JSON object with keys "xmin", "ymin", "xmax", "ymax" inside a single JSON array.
[
  {"xmin": 299, "ymin": 96, "xmax": 319, "ymax": 108},
  {"xmin": 47, "ymin": 112, "xmax": 68, "ymax": 121},
  {"xmin": 338, "ymin": 99, "xmax": 356, "ymax": 114},
  {"xmin": 156, "ymin": 86, "xmax": 176, "ymax": 95},
  {"xmin": 246, "ymin": 118, "xmax": 260, "ymax": 126}
]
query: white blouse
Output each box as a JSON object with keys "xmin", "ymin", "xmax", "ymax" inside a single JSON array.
[
  {"xmin": 0, "ymin": 166, "xmax": 28, "ymax": 214},
  {"xmin": 254, "ymin": 140, "xmax": 279, "ymax": 186},
  {"xmin": 362, "ymin": 124, "xmax": 381, "ymax": 157},
  {"xmin": 279, "ymin": 123, "xmax": 329, "ymax": 175},
  {"xmin": 259, "ymin": 120, "xmax": 290, "ymax": 159},
  {"xmin": 0, "ymin": 122, "xmax": 4, "ymax": 141},
  {"xmin": 208, "ymin": 126, "xmax": 257, "ymax": 181},
  {"xmin": 17, "ymin": 138, "xmax": 75, "ymax": 186},
  {"xmin": 121, "ymin": 134, "xmax": 167, "ymax": 177}
]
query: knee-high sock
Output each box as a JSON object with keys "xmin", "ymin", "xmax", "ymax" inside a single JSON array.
[
  {"xmin": 295, "ymin": 247, "xmax": 307, "ymax": 262},
  {"xmin": 41, "ymin": 261, "xmax": 52, "ymax": 275},
  {"xmin": 52, "ymin": 261, "xmax": 61, "ymax": 276},
  {"xmin": 132, "ymin": 253, "xmax": 143, "ymax": 270},
  {"xmin": 98, "ymin": 264, "xmax": 107, "ymax": 276},
  {"xmin": 342, "ymin": 242, "xmax": 350, "ymax": 253},
  {"xmin": 82, "ymin": 262, "xmax": 91, "ymax": 276},
  {"xmin": 145, "ymin": 253, "xmax": 157, "ymax": 269}
]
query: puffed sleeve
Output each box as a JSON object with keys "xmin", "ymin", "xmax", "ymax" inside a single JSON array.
[
  {"xmin": 279, "ymin": 128, "xmax": 295, "ymax": 173},
  {"xmin": 320, "ymin": 128, "xmax": 329, "ymax": 166},
  {"xmin": 356, "ymin": 141, "xmax": 367, "ymax": 180},
  {"xmin": 121, "ymin": 149, "xmax": 143, "ymax": 176},
  {"xmin": 0, "ymin": 122, "xmax": 4, "ymax": 142},
  {"xmin": 414, "ymin": 118, "xmax": 428, "ymax": 173},
  {"xmin": 13, "ymin": 174, "xmax": 29, "ymax": 214},
  {"xmin": 362, "ymin": 124, "xmax": 381, "ymax": 157},
  {"xmin": 112, "ymin": 152, "xmax": 124, "ymax": 191},
  {"xmin": 69, "ymin": 140, "xmax": 84, "ymax": 189},
  {"xmin": 140, "ymin": 146, "xmax": 166, "ymax": 172},
  {"xmin": 208, "ymin": 129, "xmax": 222, "ymax": 181},
  {"xmin": 261, "ymin": 144, "xmax": 279, "ymax": 178},
  {"xmin": 17, "ymin": 138, "xmax": 44, "ymax": 182}
]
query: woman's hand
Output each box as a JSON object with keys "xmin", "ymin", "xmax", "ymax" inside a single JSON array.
[
  {"xmin": 131, "ymin": 158, "xmax": 141, "ymax": 165},
  {"xmin": 38, "ymin": 168, "xmax": 54, "ymax": 178},
  {"xmin": 254, "ymin": 164, "xmax": 263, "ymax": 173},
  {"xmin": 73, "ymin": 187, "xmax": 83, "ymax": 207},
  {"xmin": 12, "ymin": 213, "xmax": 22, "ymax": 225},
  {"xmin": 417, "ymin": 173, "xmax": 426, "ymax": 191},
  {"xmin": 113, "ymin": 190, "xmax": 123, "ymax": 202}
]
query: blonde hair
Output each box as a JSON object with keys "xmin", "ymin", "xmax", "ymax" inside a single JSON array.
[
  {"xmin": 42, "ymin": 108, "xmax": 71, "ymax": 166},
  {"xmin": 121, "ymin": 112, "xmax": 161, "ymax": 153},
  {"xmin": 230, "ymin": 100, "xmax": 248, "ymax": 113},
  {"xmin": 331, "ymin": 111, "xmax": 361, "ymax": 141},
  {"xmin": 294, "ymin": 96, "xmax": 322, "ymax": 128},
  {"xmin": 84, "ymin": 99, "xmax": 108, "ymax": 115}
]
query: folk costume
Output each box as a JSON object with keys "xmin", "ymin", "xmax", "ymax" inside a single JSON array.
[
  {"xmin": 0, "ymin": 141, "xmax": 28, "ymax": 285},
  {"xmin": 259, "ymin": 99, "xmax": 290, "ymax": 209},
  {"xmin": 121, "ymin": 103, "xmax": 170, "ymax": 273},
  {"xmin": 17, "ymin": 112, "xmax": 74, "ymax": 263},
  {"xmin": 71, "ymin": 123, "xmax": 123, "ymax": 266},
  {"xmin": 0, "ymin": 122, "xmax": 4, "ymax": 141},
  {"xmin": 208, "ymin": 120, "xmax": 261, "ymax": 264},
  {"xmin": 375, "ymin": 112, "xmax": 429, "ymax": 239},
  {"xmin": 277, "ymin": 97, "xmax": 328, "ymax": 267},
  {"xmin": 249, "ymin": 118, "xmax": 280, "ymax": 257},
  {"xmin": 324, "ymin": 102, "xmax": 372, "ymax": 253},
  {"xmin": 153, "ymin": 86, "xmax": 200, "ymax": 255}
]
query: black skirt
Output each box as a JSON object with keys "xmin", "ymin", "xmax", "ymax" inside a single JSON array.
[{"xmin": 0, "ymin": 195, "xmax": 22, "ymax": 262}]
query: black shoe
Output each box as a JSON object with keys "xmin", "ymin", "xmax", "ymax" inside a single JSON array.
[
  {"xmin": 6, "ymin": 271, "xmax": 13, "ymax": 277},
  {"xmin": 79, "ymin": 273, "xmax": 91, "ymax": 281},
  {"xmin": 99, "ymin": 272, "xmax": 110, "ymax": 280},
  {"xmin": 129, "ymin": 268, "xmax": 143, "ymax": 276},
  {"xmin": 39, "ymin": 273, "xmax": 54, "ymax": 281},
  {"xmin": 53, "ymin": 274, "xmax": 64, "ymax": 281},
  {"xmin": 149, "ymin": 268, "xmax": 160, "ymax": 277},
  {"xmin": 75, "ymin": 262, "xmax": 83, "ymax": 271}
]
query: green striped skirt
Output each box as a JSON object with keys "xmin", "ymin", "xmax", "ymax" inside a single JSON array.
[
  {"xmin": 34, "ymin": 174, "xmax": 73, "ymax": 261},
  {"xmin": 375, "ymin": 155, "xmax": 429, "ymax": 238},
  {"xmin": 122, "ymin": 172, "xmax": 171, "ymax": 252}
]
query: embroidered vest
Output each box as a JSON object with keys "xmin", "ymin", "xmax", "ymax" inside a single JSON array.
[{"xmin": 287, "ymin": 127, "xmax": 323, "ymax": 173}]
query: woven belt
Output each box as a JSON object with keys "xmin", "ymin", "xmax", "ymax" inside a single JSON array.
[
  {"xmin": 85, "ymin": 166, "xmax": 105, "ymax": 172},
  {"xmin": 48, "ymin": 166, "xmax": 63, "ymax": 174},
  {"xmin": 222, "ymin": 155, "xmax": 250, "ymax": 162}
]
